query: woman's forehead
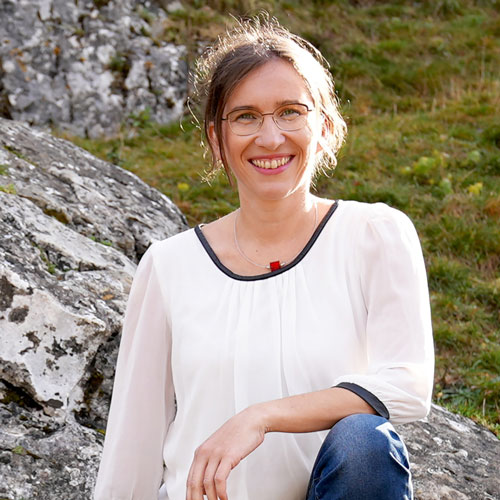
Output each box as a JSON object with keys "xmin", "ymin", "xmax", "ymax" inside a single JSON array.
[{"xmin": 224, "ymin": 59, "xmax": 313, "ymax": 111}]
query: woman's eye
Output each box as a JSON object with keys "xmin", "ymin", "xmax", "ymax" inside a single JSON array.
[
  {"xmin": 233, "ymin": 111, "xmax": 259, "ymax": 122},
  {"xmin": 279, "ymin": 107, "xmax": 301, "ymax": 120}
]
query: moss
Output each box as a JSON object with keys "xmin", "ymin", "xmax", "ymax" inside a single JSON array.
[
  {"xmin": 108, "ymin": 53, "xmax": 130, "ymax": 76},
  {"xmin": 0, "ymin": 380, "xmax": 43, "ymax": 411},
  {"xmin": 11, "ymin": 445, "xmax": 27, "ymax": 455},
  {"xmin": 42, "ymin": 208, "xmax": 70, "ymax": 225},
  {"xmin": 4, "ymin": 145, "xmax": 28, "ymax": 161},
  {"xmin": 0, "ymin": 183, "xmax": 16, "ymax": 194},
  {"xmin": 11, "ymin": 445, "xmax": 41, "ymax": 460},
  {"xmin": 35, "ymin": 246, "xmax": 57, "ymax": 275}
]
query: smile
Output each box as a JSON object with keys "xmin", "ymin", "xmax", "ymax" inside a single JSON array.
[{"xmin": 250, "ymin": 156, "xmax": 292, "ymax": 169}]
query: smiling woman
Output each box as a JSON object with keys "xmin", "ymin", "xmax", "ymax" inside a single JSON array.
[
  {"xmin": 93, "ymin": 15, "xmax": 434, "ymax": 500},
  {"xmin": 197, "ymin": 18, "xmax": 346, "ymax": 182},
  {"xmin": 211, "ymin": 59, "xmax": 320, "ymax": 206}
]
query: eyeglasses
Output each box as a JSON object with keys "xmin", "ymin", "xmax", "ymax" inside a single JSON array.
[{"xmin": 221, "ymin": 103, "xmax": 313, "ymax": 136}]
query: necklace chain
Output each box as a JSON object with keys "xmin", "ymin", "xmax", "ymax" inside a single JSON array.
[{"xmin": 233, "ymin": 202, "xmax": 318, "ymax": 271}]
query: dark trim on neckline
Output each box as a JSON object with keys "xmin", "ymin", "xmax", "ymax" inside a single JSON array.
[{"xmin": 194, "ymin": 201, "xmax": 339, "ymax": 282}]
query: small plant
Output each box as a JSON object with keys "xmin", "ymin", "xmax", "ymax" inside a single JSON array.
[
  {"xmin": 73, "ymin": 26, "xmax": 85, "ymax": 37},
  {"xmin": 128, "ymin": 108, "xmax": 153, "ymax": 130},
  {"xmin": 89, "ymin": 235, "xmax": 113, "ymax": 247},
  {"xmin": 4, "ymin": 144, "xmax": 28, "ymax": 161},
  {"xmin": 106, "ymin": 144, "xmax": 125, "ymax": 166},
  {"xmin": 467, "ymin": 181, "xmax": 483, "ymax": 196},
  {"xmin": 11, "ymin": 444, "xmax": 41, "ymax": 459},
  {"xmin": 12, "ymin": 445, "xmax": 28, "ymax": 455},
  {"xmin": 36, "ymin": 246, "xmax": 57, "ymax": 275},
  {"xmin": 108, "ymin": 53, "xmax": 130, "ymax": 76},
  {"xmin": 0, "ymin": 183, "xmax": 16, "ymax": 194},
  {"xmin": 401, "ymin": 150, "xmax": 449, "ymax": 186},
  {"xmin": 140, "ymin": 25, "xmax": 151, "ymax": 38},
  {"xmin": 138, "ymin": 6, "xmax": 155, "ymax": 25}
]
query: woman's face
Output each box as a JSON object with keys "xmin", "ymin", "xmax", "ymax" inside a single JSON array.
[{"xmin": 210, "ymin": 59, "xmax": 322, "ymax": 203}]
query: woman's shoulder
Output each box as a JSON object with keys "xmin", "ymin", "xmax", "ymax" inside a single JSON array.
[
  {"xmin": 337, "ymin": 200, "xmax": 415, "ymax": 228},
  {"xmin": 145, "ymin": 227, "xmax": 199, "ymax": 261}
]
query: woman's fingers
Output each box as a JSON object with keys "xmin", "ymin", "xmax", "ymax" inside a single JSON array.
[
  {"xmin": 213, "ymin": 458, "xmax": 232, "ymax": 500},
  {"xmin": 186, "ymin": 448, "xmax": 208, "ymax": 500},
  {"xmin": 202, "ymin": 457, "xmax": 222, "ymax": 500},
  {"xmin": 186, "ymin": 451, "xmax": 229, "ymax": 500}
]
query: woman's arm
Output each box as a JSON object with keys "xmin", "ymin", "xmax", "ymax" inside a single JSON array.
[
  {"xmin": 187, "ymin": 388, "xmax": 372, "ymax": 500},
  {"xmin": 94, "ymin": 244, "xmax": 175, "ymax": 500},
  {"xmin": 332, "ymin": 203, "xmax": 435, "ymax": 423},
  {"xmin": 187, "ymin": 388, "xmax": 374, "ymax": 500}
]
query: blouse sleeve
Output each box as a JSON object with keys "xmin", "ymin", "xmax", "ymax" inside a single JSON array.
[
  {"xmin": 94, "ymin": 243, "xmax": 175, "ymax": 499},
  {"xmin": 333, "ymin": 204, "xmax": 434, "ymax": 424}
]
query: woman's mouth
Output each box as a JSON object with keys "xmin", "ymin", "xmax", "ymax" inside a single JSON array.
[{"xmin": 250, "ymin": 156, "xmax": 292, "ymax": 170}]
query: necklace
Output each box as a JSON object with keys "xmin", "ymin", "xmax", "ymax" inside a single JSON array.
[{"xmin": 233, "ymin": 202, "xmax": 318, "ymax": 272}]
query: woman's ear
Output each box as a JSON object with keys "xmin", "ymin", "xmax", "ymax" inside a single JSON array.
[
  {"xmin": 316, "ymin": 115, "xmax": 327, "ymax": 154},
  {"xmin": 208, "ymin": 122, "xmax": 221, "ymax": 162}
]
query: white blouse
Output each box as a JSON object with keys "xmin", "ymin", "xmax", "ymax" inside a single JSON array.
[{"xmin": 93, "ymin": 200, "xmax": 434, "ymax": 500}]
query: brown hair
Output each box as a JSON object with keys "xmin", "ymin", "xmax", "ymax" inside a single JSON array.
[{"xmin": 193, "ymin": 15, "xmax": 347, "ymax": 179}]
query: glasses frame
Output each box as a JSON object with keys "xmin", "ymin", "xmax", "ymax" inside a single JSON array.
[{"xmin": 221, "ymin": 102, "xmax": 314, "ymax": 136}]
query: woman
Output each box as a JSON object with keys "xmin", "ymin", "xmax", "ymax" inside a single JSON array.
[{"xmin": 94, "ymin": 17, "xmax": 434, "ymax": 500}]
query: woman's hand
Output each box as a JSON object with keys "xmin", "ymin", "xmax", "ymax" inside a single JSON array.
[{"xmin": 186, "ymin": 405, "xmax": 267, "ymax": 500}]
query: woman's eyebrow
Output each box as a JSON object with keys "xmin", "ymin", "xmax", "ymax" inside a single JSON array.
[
  {"xmin": 226, "ymin": 100, "xmax": 306, "ymax": 113},
  {"xmin": 227, "ymin": 105, "xmax": 258, "ymax": 112},
  {"xmin": 277, "ymin": 99, "xmax": 304, "ymax": 105}
]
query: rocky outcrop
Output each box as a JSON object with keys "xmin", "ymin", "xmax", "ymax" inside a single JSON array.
[
  {"xmin": 0, "ymin": 117, "xmax": 187, "ymax": 499},
  {"xmin": 0, "ymin": 0, "xmax": 188, "ymax": 138},
  {"xmin": 0, "ymin": 118, "xmax": 498, "ymax": 499},
  {"xmin": 400, "ymin": 404, "xmax": 499, "ymax": 500}
]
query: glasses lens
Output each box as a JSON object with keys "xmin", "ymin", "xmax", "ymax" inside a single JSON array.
[
  {"xmin": 227, "ymin": 109, "xmax": 262, "ymax": 135},
  {"xmin": 274, "ymin": 104, "xmax": 309, "ymax": 131},
  {"xmin": 225, "ymin": 104, "xmax": 310, "ymax": 135}
]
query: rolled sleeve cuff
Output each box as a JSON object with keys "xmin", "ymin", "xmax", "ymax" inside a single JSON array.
[{"xmin": 335, "ymin": 382, "xmax": 390, "ymax": 419}]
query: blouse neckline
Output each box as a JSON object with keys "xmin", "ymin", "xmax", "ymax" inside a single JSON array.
[{"xmin": 194, "ymin": 200, "xmax": 340, "ymax": 282}]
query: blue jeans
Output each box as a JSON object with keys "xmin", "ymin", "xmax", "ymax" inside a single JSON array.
[{"xmin": 306, "ymin": 414, "xmax": 413, "ymax": 500}]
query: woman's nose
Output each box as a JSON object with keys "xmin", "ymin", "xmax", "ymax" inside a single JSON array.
[{"xmin": 254, "ymin": 115, "xmax": 286, "ymax": 149}]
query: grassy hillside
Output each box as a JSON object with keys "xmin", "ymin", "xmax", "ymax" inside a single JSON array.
[{"xmin": 64, "ymin": 0, "xmax": 500, "ymax": 436}]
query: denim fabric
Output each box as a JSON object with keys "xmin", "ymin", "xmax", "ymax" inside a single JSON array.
[{"xmin": 306, "ymin": 414, "xmax": 413, "ymax": 500}]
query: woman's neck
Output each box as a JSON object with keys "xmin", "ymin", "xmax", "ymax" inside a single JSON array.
[{"xmin": 236, "ymin": 190, "xmax": 317, "ymax": 247}]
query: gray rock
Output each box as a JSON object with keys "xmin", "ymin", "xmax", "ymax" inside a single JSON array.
[
  {"xmin": 0, "ymin": 0, "xmax": 188, "ymax": 138},
  {"xmin": 399, "ymin": 404, "xmax": 500, "ymax": 499},
  {"xmin": 0, "ymin": 397, "xmax": 103, "ymax": 500},
  {"xmin": 0, "ymin": 117, "xmax": 186, "ymax": 262},
  {"xmin": 0, "ymin": 191, "xmax": 134, "ymax": 416}
]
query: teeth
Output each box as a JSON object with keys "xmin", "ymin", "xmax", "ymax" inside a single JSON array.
[{"xmin": 252, "ymin": 156, "xmax": 291, "ymax": 169}]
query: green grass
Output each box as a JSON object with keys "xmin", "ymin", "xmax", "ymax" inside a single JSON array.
[{"xmin": 60, "ymin": 0, "xmax": 500, "ymax": 436}]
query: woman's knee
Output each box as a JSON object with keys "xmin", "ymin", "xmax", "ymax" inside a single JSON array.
[
  {"xmin": 307, "ymin": 413, "xmax": 413, "ymax": 499},
  {"xmin": 327, "ymin": 413, "xmax": 407, "ymax": 462},
  {"xmin": 320, "ymin": 414, "xmax": 409, "ymax": 470}
]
